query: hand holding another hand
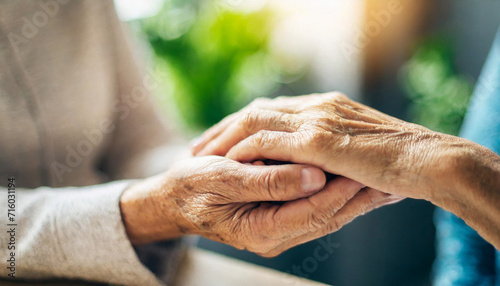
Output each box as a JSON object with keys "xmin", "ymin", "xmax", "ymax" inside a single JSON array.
[
  {"xmin": 123, "ymin": 92, "xmax": 497, "ymax": 256},
  {"xmin": 192, "ymin": 92, "xmax": 457, "ymax": 201},
  {"xmin": 121, "ymin": 156, "xmax": 372, "ymax": 256}
]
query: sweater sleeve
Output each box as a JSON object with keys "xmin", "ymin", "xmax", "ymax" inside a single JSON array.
[
  {"xmin": 0, "ymin": 180, "xmax": 164, "ymax": 286},
  {"xmin": 100, "ymin": 2, "xmax": 187, "ymax": 181}
]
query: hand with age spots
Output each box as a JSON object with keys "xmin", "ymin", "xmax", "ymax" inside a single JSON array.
[
  {"xmin": 120, "ymin": 156, "xmax": 371, "ymax": 257},
  {"xmin": 191, "ymin": 92, "xmax": 500, "ymax": 250},
  {"xmin": 192, "ymin": 92, "xmax": 436, "ymax": 199},
  {"xmin": 190, "ymin": 92, "xmax": 408, "ymax": 235}
]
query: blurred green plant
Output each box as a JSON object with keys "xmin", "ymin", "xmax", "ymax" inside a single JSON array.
[
  {"xmin": 141, "ymin": 0, "xmax": 283, "ymax": 130},
  {"xmin": 401, "ymin": 38, "xmax": 474, "ymax": 135}
]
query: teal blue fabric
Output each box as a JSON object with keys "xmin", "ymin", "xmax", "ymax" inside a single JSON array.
[{"xmin": 433, "ymin": 28, "xmax": 500, "ymax": 286}]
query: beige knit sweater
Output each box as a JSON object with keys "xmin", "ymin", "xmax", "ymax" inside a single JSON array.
[{"xmin": 0, "ymin": 1, "xmax": 182, "ymax": 285}]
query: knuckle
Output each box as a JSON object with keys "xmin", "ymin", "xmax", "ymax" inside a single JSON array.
[
  {"xmin": 314, "ymin": 116, "xmax": 338, "ymax": 131},
  {"xmin": 307, "ymin": 210, "xmax": 331, "ymax": 231},
  {"xmin": 274, "ymin": 112, "xmax": 286, "ymax": 127},
  {"xmin": 306, "ymin": 197, "xmax": 344, "ymax": 232},
  {"xmin": 251, "ymin": 130, "xmax": 272, "ymax": 150},
  {"xmin": 354, "ymin": 189, "xmax": 388, "ymax": 215},
  {"xmin": 301, "ymin": 130, "xmax": 330, "ymax": 153},
  {"xmin": 241, "ymin": 109, "xmax": 259, "ymax": 134},
  {"xmin": 312, "ymin": 129, "xmax": 331, "ymax": 143},
  {"xmin": 262, "ymin": 168, "xmax": 286, "ymax": 200},
  {"xmin": 324, "ymin": 219, "xmax": 342, "ymax": 234}
]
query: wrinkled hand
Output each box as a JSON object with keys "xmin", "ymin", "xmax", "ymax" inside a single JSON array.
[
  {"xmin": 191, "ymin": 92, "xmax": 440, "ymax": 200},
  {"xmin": 190, "ymin": 92, "xmax": 500, "ymax": 252},
  {"xmin": 121, "ymin": 156, "xmax": 372, "ymax": 257}
]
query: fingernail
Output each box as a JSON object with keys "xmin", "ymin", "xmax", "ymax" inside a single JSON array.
[{"xmin": 301, "ymin": 167, "xmax": 325, "ymax": 193}]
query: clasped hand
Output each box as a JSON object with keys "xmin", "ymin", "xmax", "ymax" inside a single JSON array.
[{"xmin": 122, "ymin": 92, "xmax": 449, "ymax": 256}]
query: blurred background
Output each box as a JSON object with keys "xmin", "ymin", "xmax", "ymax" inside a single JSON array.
[{"xmin": 114, "ymin": 0, "xmax": 500, "ymax": 285}]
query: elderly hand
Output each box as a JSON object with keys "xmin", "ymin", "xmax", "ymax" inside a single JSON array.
[
  {"xmin": 192, "ymin": 92, "xmax": 500, "ymax": 251},
  {"xmin": 192, "ymin": 92, "xmax": 463, "ymax": 201},
  {"xmin": 120, "ymin": 156, "xmax": 371, "ymax": 257}
]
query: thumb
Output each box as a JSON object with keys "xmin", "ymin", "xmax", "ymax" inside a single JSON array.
[{"xmin": 241, "ymin": 163, "xmax": 326, "ymax": 202}]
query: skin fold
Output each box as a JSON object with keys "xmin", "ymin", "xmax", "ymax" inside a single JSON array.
[{"xmin": 192, "ymin": 92, "xmax": 500, "ymax": 250}]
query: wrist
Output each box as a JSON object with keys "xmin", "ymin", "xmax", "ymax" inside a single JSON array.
[
  {"xmin": 119, "ymin": 174, "xmax": 193, "ymax": 244},
  {"xmin": 428, "ymin": 137, "xmax": 500, "ymax": 214},
  {"xmin": 428, "ymin": 138, "xmax": 500, "ymax": 248}
]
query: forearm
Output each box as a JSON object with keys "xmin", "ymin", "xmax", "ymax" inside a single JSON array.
[{"xmin": 429, "ymin": 138, "xmax": 500, "ymax": 249}]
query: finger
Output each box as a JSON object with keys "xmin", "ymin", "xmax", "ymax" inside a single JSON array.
[
  {"xmin": 262, "ymin": 188, "xmax": 401, "ymax": 257},
  {"xmin": 318, "ymin": 188, "xmax": 402, "ymax": 229},
  {"xmin": 227, "ymin": 130, "xmax": 312, "ymax": 165},
  {"xmin": 240, "ymin": 163, "xmax": 327, "ymax": 202},
  {"xmin": 196, "ymin": 110, "xmax": 299, "ymax": 157},
  {"xmin": 191, "ymin": 113, "xmax": 239, "ymax": 155},
  {"xmin": 268, "ymin": 177, "xmax": 364, "ymax": 239}
]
